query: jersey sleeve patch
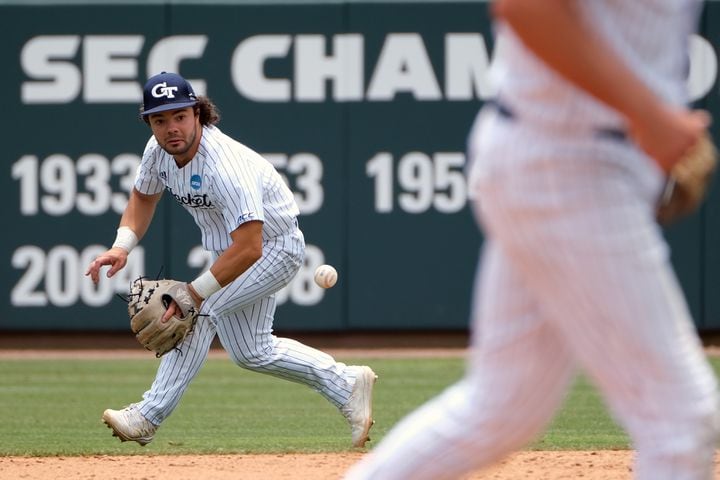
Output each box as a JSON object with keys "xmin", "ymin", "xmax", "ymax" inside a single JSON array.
[{"xmin": 234, "ymin": 212, "xmax": 262, "ymax": 228}]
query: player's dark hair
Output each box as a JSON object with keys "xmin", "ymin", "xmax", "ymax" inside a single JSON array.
[
  {"xmin": 195, "ymin": 96, "xmax": 221, "ymax": 126},
  {"xmin": 139, "ymin": 95, "xmax": 220, "ymax": 126}
]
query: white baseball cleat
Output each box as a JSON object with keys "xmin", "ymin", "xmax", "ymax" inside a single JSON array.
[
  {"xmin": 341, "ymin": 366, "xmax": 378, "ymax": 448},
  {"xmin": 102, "ymin": 404, "xmax": 157, "ymax": 446}
]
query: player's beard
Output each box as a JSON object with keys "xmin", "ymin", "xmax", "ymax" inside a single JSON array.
[{"xmin": 162, "ymin": 125, "xmax": 198, "ymax": 158}]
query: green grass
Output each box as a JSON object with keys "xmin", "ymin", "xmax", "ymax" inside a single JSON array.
[
  {"xmin": 0, "ymin": 356, "xmax": 717, "ymax": 456},
  {"xmin": 532, "ymin": 375, "xmax": 628, "ymax": 450}
]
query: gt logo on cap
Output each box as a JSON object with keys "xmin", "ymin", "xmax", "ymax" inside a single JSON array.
[
  {"xmin": 151, "ymin": 82, "xmax": 179, "ymax": 99},
  {"xmin": 142, "ymin": 72, "xmax": 197, "ymax": 117}
]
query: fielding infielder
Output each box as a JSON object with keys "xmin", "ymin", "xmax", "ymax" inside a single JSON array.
[
  {"xmin": 346, "ymin": 0, "xmax": 719, "ymax": 479},
  {"xmin": 86, "ymin": 72, "xmax": 376, "ymax": 448}
]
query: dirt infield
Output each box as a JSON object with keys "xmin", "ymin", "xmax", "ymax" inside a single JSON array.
[{"xmin": 0, "ymin": 451, "xmax": 645, "ymax": 480}]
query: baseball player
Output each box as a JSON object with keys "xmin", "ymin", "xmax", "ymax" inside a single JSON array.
[
  {"xmin": 346, "ymin": 1, "xmax": 720, "ymax": 479},
  {"xmin": 85, "ymin": 72, "xmax": 377, "ymax": 448}
]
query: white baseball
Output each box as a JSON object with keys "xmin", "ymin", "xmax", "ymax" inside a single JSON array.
[{"xmin": 314, "ymin": 264, "xmax": 338, "ymax": 289}]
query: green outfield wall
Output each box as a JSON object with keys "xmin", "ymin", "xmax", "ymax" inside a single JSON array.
[{"xmin": 2, "ymin": 0, "xmax": 720, "ymax": 331}]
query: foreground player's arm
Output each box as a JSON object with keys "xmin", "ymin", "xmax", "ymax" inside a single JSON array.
[
  {"xmin": 185, "ymin": 220, "xmax": 263, "ymax": 306},
  {"xmin": 493, "ymin": 0, "xmax": 709, "ymax": 173},
  {"xmin": 85, "ymin": 188, "xmax": 162, "ymax": 283}
]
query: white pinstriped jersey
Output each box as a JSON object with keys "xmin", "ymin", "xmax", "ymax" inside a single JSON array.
[
  {"xmin": 134, "ymin": 125, "xmax": 299, "ymax": 253},
  {"xmin": 130, "ymin": 124, "xmax": 362, "ymax": 433},
  {"xmin": 492, "ymin": 0, "xmax": 700, "ymax": 131}
]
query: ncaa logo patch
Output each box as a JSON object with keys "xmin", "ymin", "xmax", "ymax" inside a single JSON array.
[{"xmin": 190, "ymin": 174, "xmax": 202, "ymax": 190}]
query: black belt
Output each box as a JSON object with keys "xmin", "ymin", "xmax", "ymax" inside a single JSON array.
[{"xmin": 485, "ymin": 99, "xmax": 627, "ymax": 142}]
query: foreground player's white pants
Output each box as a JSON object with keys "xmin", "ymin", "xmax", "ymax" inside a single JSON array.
[
  {"xmin": 135, "ymin": 231, "xmax": 358, "ymax": 425},
  {"xmin": 346, "ymin": 112, "xmax": 720, "ymax": 480}
]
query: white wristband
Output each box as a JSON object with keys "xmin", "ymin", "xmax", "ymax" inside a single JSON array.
[
  {"xmin": 112, "ymin": 226, "xmax": 138, "ymax": 253},
  {"xmin": 191, "ymin": 270, "xmax": 222, "ymax": 299}
]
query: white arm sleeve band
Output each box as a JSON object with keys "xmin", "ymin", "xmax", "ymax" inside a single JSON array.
[
  {"xmin": 191, "ymin": 270, "xmax": 222, "ymax": 299},
  {"xmin": 112, "ymin": 226, "xmax": 139, "ymax": 253}
]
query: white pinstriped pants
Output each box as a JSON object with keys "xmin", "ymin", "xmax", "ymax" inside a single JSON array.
[
  {"xmin": 136, "ymin": 230, "xmax": 358, "ymax": 425},
  {"xmin": 346, "ymin": 110, "xmax": 720, "ymax": 480}
]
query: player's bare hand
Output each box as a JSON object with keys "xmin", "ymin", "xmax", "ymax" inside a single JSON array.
[
  {"xmin": 85, "ymin": 247, "xmax": 129, "ymax": 284},
  {"xmin": 162, "ymin": 301, "xmax": 180, "ymax": 323},
  {"xmin": 629, "ymin": 107, "xmax": 711, "ymax": 174}
]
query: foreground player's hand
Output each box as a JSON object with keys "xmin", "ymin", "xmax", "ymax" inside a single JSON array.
[
  {"xmin": 630, "ymin": 107, "xmax": 711, "ymax": 174},
  {"xmin": 85, "ymin": 247, "xmax": 129, "ymax": 284}
]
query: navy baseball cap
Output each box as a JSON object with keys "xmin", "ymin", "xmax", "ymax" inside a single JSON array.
[{"xmin": 141, "ymin": 72, "xmax": 198, "ymax": 117}]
